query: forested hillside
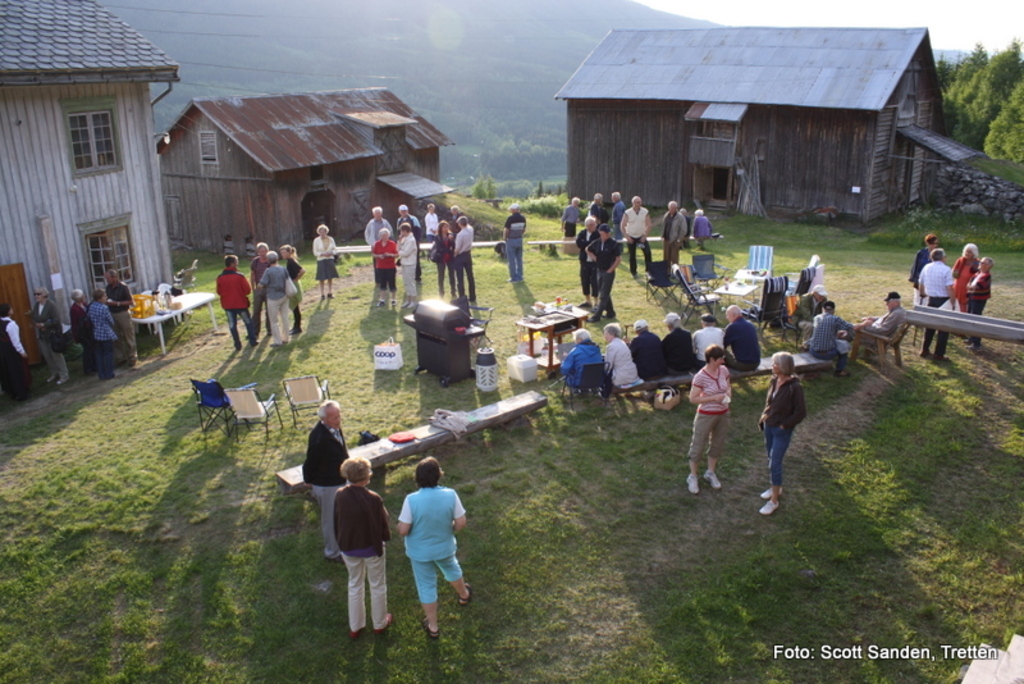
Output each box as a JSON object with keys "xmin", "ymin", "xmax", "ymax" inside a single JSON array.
[
  {"xmin": 101, "ymin": 0, "xmax": 711, "ymax": 183},
  {"xmin": 940, "ymin": 41, "xmax": 1024, "ymax": 162}
]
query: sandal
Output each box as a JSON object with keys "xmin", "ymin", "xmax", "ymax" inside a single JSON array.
[
  {"xmin": 458, "ymin": 583, "xmax": 473, "ymax": 606},
  {"xmin": 422, "ymin": 618, "xmax": 440, "ymax": 639}
]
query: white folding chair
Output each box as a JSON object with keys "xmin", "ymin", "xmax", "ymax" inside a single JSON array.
[
  {"xmin": 224, "ymin": 387, "xmax": 283, "ymax": 441},
  {"xmin": 282, "ymin": 376, "xmax": 330, "ymax": 428}
]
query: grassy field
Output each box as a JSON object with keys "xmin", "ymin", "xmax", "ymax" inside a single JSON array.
[{"xmin": 1, "ymin": 201, "xmax": 1022, "ymax": 683}]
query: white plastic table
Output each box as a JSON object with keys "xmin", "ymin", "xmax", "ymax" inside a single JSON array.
[{"xmin": 131, "ymin": 292, "xmax": 218, "ymax": 355}]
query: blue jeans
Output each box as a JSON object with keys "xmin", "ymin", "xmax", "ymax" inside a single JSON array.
[
  {"xmin": 94, "ymin": 339, "xmax": 114, "ymax": 379},
  {"xmin": 506, "ymin": 237, "xmax": 523, "ymax": 281},
  {"xmin": 225, "ymin": 308, "xmax": 256, "ymax": 348},
  {"xmin": 967, "ymin": 298, "xmax": 987, "ymax": 347},
  {"xmin": 811, "ymin": 347, "xmax": 847, "ymax": 372},
  {"xmin": 764, "ymin": 425, "xmax": 793, "ymax": 487}
]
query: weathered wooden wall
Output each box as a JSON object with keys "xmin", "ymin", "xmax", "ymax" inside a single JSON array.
[
  {"xmin": 566, "ymin": 100, "xmax": 685, "ymax": 207},
  {"xmin": 0, "ymin": 82, "xmax": 171, "ymax": 306}
]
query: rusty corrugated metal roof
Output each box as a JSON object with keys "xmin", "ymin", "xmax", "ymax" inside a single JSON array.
[
  {"xmin": 177, "ymin": 88, "xmax": 452, "ymax": 172},
  {"xmin": 556, "ymin": 28, "xmax": 930, "ymax": 111}
]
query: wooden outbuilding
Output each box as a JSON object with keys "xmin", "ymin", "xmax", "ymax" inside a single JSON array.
[
  {"xmin": 157, "ymin": 89, "xmax": 453, "ymax": 252},
  {"xmin": 557, "ymin": 28, "xmax": 963, "ymax": 221},
  {"xmin": 0, "ymin": 0, "xmax": 178, "ymax": 361}
]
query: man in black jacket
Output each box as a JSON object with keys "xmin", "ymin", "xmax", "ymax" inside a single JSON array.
[
  {"xmin": 629, "ymin": 319, "xmax": 668, "ymax": 381},
  {"xmin": 662, "ymin": 312, "xmax": 697, "ymax": 374},
  {"xmin": 303, "ymin": 400, "xmax": 349, "ymax": 562}
]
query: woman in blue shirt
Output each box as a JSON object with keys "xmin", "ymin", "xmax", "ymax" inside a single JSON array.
[
  {"xmin": 87, "ymin": 288, "xmax": 119, "ymax": 380},
  {"xmin": 397, "ymin": 457, "xmax": 471, "ymax": 638}
]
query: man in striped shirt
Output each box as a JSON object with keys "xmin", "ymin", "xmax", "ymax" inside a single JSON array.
[{"xmin": 918, "ymin": 248, "xmax": 956, "ymax": 361}]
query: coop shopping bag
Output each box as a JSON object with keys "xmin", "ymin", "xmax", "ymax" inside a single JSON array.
[{"xmin": 374, "ymin": 337, "xmax": 404, "ymax": 370}]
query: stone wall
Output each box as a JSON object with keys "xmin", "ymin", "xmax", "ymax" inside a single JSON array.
[{"xmin": 932, "ymin": 163, "xmax": 1024, "ymax": 222}]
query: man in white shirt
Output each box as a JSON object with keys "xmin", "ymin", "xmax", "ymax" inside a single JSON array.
[
  {"xmin": 453, "ymin": 216, "xmax": 476, "ymax": 302},
  {"xmin": 621, "ymin": 196, "xmax": 652, "ymax": 276},
  {"xmin": 918, "ymin": 248, "xmax": 956, "ymax": 361}
]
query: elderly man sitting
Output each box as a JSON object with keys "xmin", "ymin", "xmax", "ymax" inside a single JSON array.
[
  {"xmin": 853, "ymin": 291, "xmax": 907, "ymax": 337},
  {"xmin": 629, "ymin": 319, "xmax": 667, "ymax": 381},
  {"xmin": 603, "ymin": 323, "xmax": 642, "ymax": 389},
  {"xmin": 809, "ymin": 301, "xmax": 855, "ymax": 377},
  {"xmin": 792, "ymin": 284, "xmax": 828, "ymax": 343},
  {"xmin": 723, "ymin": 305, "xmax": 760, "ymax": 372},
  {"xmin": 662, "ymin": 312, "xmax": 697, "ymax": 374},
  {"xmin": 560, "ymin": 328, "xmax": 603, "ymax": 388}
]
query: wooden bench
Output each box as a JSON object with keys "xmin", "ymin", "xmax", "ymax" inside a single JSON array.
[
  {"xmin": 850, "ymin": 322, "xmax": 911, "ymax": 369},
  {"xmin": 275, "ymin": 390, "xmax": 548, "ymax": 494},
  {"xmin": 611, "ymin": 352, "xmax": 832, "ymax": 394},
  {"xmin": 905, "ymin": 306, "xmax": 1024, "ymax": 344},
  {"xmin": 333, "ymin": 241, "xmax": 504, "ymax": 257}
]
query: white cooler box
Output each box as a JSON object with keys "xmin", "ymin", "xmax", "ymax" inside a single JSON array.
[{"xmin": 507, "ymin": 354, "xmax": 539, "ymax": 383}]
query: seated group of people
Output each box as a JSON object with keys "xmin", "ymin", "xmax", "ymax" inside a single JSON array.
[
  {"xmin": 561, "ymin": 307, "xmax": 761, "ymax": 390},
  {"xmin": 791, "ymin": 284, "xmax": 908, "ymax": 377}
]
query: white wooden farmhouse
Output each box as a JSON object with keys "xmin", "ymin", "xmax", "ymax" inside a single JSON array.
[{"xmin": 0, "ymin": 0, "xmax": 178, "ymax": 359}]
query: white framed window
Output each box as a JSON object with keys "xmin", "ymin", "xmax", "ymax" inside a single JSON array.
[
  {"xmin": 62, "ymin": 97, "xmax": 121, "ymax": 175},
  {"xmin": 200, "ymin": 130, "xmax": 218, "ymax": 164},
  {"xmin": 80, "ymin": 216, "xmax": 135, "ymax": 289}
]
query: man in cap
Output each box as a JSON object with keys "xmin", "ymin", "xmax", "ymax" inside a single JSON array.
[
  {"xmin": 853, "ymin": 292, "xmax": 907, "ymax": 337},
  {"xmin": 662, "ymin": 312, "xmax": 697, "ymax": 374},
  {"xmin": 792, "ymin": 284, "xmax": 829, "ymax": 343},
  {"xmin": 503, "ymin": 203, "xmax": 527, "ymax": 283},
  {"xmin": 585, "ymin": 225, "xmax": 621, "ymax": 323},
  {"xmin": 629, "ymin": 319, "xmax": 667, "ymax": 381}
]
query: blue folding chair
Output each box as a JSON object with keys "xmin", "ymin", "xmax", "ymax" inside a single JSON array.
[{"xmin": 191, "ymin": 378, "xmax": 256, "ymax": 436}]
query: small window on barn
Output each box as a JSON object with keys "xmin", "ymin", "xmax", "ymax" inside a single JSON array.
[
  {"xmin": 62, "ymin": 97, "xmax": 121, "ymax": 175},
  {"xmin": 200, "ymin": 131, "xmax": 218, "ymax": 164},
  {"xmin": 82, "ymin": 221, "xmax": 135, "ymax": 289},
  {"xmin": 310, "ymin": 165, "xmax": 324, "ymax": 182}
]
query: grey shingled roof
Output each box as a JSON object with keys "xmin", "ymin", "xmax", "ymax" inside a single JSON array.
[
  {"xmin": 0, "ymin": 0, "xmax": 178, "ymax": 85},
  {"xmin": 556, "ymin": 28, "xmax": 930, "ymax": 111}
]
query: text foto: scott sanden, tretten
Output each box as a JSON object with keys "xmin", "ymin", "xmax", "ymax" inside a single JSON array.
[{"xmin": 774, "ymin": 644, "xmax": 1000, "ymax": 661}]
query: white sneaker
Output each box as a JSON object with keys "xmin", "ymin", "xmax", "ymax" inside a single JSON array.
[
  {"xmin": 687, "ymin": 474, "xmax": 699, "ymax": 495},
  {"xmin": 759, "ymin": 500, "xmax": 779, "ymax": 515},
  {"xmin": 760, "ymin": 487, "xmax": 781, "ymax": 500},
  {"xmin": 703, "ymin": 471, "xmax": 721, "ymax": 490}
]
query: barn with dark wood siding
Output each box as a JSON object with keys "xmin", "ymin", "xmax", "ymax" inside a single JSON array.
[
  {"xmin": 556, "ymin": 28, "xmax": 964, "ymax": 221},
  {"xmin": 157, "ymin": 89, "xmax": 453, "ymax": 252}
]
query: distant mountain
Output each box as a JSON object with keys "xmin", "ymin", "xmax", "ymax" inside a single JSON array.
[{"xmin": 101, "ymin": 0, "xmax": 713, "ymax": 183}]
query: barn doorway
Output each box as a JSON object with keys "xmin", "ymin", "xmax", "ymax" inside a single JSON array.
[
  {"xmin": 692, "ymin": 165, "xmax": 734, "ymax": 210},
  {"xmin": 301, "ymin": 189, "xmax": 336, "ymax": 240}
]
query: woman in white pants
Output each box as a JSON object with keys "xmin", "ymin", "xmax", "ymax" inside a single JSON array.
[{"xmin": 398, "ymin": 223, "xmax": 419, "ymax": 308}]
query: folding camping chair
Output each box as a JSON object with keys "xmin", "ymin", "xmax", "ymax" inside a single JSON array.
[
  {"xmin": 742, "ymin": 276, "xmax": 793, "ymax": 341},
  {"xmin": 691, "ymin": 253, "xmax": 731, "ymax": 290},
  {"xmin": 282, "ymin": 375, "xmax": 330, "ymax": 428},
  {"xmin": 223, "ymin": 386, "xmax": 283, "ymax": 441},
  {"xmin": 645, "ymin": 261, "xmax": 682, "ymax": 306},
  {"xmin": 190, "ymin": 378, "xmax": 240, "ymax": 436},
  {"xmin": 451, "ymin": 296, "xmax": 495, "ymax": 346},
  {"xmin": 677, "ymin": 265, "xmax": 721, "ymax": 324},
  {"xmin": 561, "ymin": 362, "xmax": 607, "ymax": 410},
  {"xmin": 735, "ymin": 246, "xmax": 774, "ymax": 283}
]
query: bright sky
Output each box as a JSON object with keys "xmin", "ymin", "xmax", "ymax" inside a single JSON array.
[{"xmin": 634, "ymin": 0, "xmax": 1023, "ymax": 53}]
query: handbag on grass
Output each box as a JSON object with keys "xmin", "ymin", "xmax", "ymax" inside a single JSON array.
[{"xmin": 374, "ymin": 337, "xmax": 403, "ymax": 370}]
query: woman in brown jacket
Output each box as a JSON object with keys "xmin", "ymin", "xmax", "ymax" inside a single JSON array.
[
  {"xmin": 334, "ymin": 457, "xmax": 392, "ymax": 639},
  {"xmin": 757, "ymin": 352, "xmax": 807, "ymax": 515}
]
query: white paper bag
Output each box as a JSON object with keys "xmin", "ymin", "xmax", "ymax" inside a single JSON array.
[{"xmin": 374, "ymin": 337, "xmax": 404, "ymax": 370}]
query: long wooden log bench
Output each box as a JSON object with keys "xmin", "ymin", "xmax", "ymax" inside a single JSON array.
[
  {"xmin": 611, "ymin": 352, "xmax": 833, "ymax": 395},
  {"xmin": 275, "ymin": 390, "xmax": 548, "ymax": 494},
  {"xmin": 905, "ymin": 306, "xmax": 1024, "ymax": 343}
]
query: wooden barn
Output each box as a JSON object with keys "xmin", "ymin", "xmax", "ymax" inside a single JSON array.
[
  {"xmin": 556, "ymin": 27, "xmax": 960, "ymax": 221},
  {"xmin": 157, "ymin": 89, "xmax": 453, "ymax": 252},
  {"xmin": 0, "ymin": 0, "xmax": 178, "ymax": 361}
]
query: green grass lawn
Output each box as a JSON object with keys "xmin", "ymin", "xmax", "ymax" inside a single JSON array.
[{"xmin": 1, "ymin": 201, "xmax": 1023, "ymax": 683}]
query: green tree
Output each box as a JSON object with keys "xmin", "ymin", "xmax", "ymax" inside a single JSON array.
[
  {"xmin": 944, "ymin": 42, "xmax": 1023, "ymax": 151},
  {"xmin": 985, "ymin": 79, "xmax": 1024, "ymax": 162}
]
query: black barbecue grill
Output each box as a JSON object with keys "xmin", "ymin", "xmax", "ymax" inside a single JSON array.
[{"xmin": 403, "ymin": 300, "xmax": 486, "ymax": 387}]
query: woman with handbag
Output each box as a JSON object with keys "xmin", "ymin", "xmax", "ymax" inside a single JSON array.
[
  {"xmin": 431, "ymin": 221, "xmax": 456, "ymax": 299},
  {"xmin": 31, "ymin": 287, "xmax": 69, "ymax": 385},
  {"xmin": 69, "ymin": 289, "xmax": 96, "ymax": 375},
  {"xmin": 312, "ymin": 224, "xmax": 339, "ymax": 300},
  {"xmin": 258, "ymin": 251, "xmax": 291, "ymax": 347},
  {"xmin": 279, "ymin": 245, "xmax": 306, "ymax": 335}
]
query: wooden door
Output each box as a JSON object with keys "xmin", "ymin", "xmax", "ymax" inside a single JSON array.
[{"xmin": 0, "ymin": 262, "xmax": 41, "ymax": 364}]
